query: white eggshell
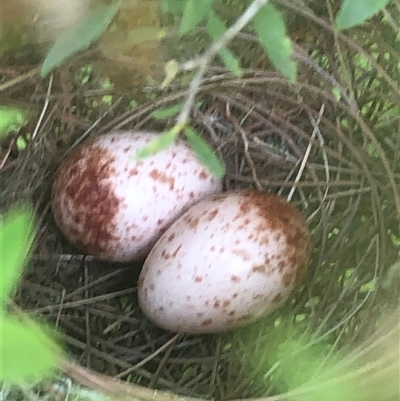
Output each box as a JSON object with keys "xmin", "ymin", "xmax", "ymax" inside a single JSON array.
[
  {"xmin": 51, "ymin": 131, "xmax": 222, "ymax": 262},
  {"xmin": 138, "ymin": 191, "xmax": 311, "ymax": 333}
]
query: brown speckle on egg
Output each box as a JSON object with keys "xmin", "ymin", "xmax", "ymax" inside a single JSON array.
[
  {"xmin": 232, "ymin": 248, "xmax": 252, "ymax": 261},
  {"xmin": 149, "ymin": 168, "xmax": 175, "ymax": 190},
  {"xmin": 273, "ymin": 293, "xmax": 283, "ymax": 303},
  {"xmin": 207, "ymin": 209, "xmax": 219, "ymax": 221},
  {"xmin": 199, "ymin": 170, "xmax": 208, "ymax": 180},
  {"xmin": 237, "ymin": 314, "xmax": 253, "ymax": 322},
  {"xmin": 183, "ymin": 215, "xmax": 200, "ymax": 229},
  {"xmin": 282, "ymin": 271, "xmax": 294, "ymax": 287},
  {"xmin": 52, "ymin": 143, "xmax": 122, "ymax": 257},
  {"xmin": 251, "ymin": 265, "xmax": 266, "ymax": 275}
]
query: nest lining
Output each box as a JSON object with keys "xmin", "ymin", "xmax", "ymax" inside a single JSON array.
[{"xmin": 1, "ymin": 73, "xmax": 397, "ymax": 399}]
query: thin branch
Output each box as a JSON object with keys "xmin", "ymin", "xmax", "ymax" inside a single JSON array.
[
  {"xmin": 0, "ymin": 67, "xmax": 39, "ymax": 92},
  {"xmin": 176, "ymin": 0, "xmax": 271, "ymax": 128},
  {"xmin": 182, "ymin": 0, "xmax": 270, "ymax": 71},
  {"xmin": 32, "ymin": 74, "xmax": 53, "ymax": 140}
]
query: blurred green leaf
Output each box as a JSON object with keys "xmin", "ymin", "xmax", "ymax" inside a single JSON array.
[
  {"xmin": 161, "ymin": 0, "xmax": 184, "ymax": 15},
  {"xmin": 0, "ymin": 314, "xmax": 61, "ymax": 384},
  {"xmin": 183, "ymin": 126, "xmax": 225, "ymax": 178},
  {"xmin": 207, "ymin": 12, "xmax": 243, "ymax": 77},
  {"xmin": 0, "ymin": 106, "xmax": 28, "ymax": 138},
  {"xmin": 135, "ymin": 130, "xmax": 179, "ymax": 159},
  {"xmin": 160, "ymin": 59, "xmax": 180, "ymax": 89},
  {"xmin": 336, "ymin": 0, "xmax": 391, "ymax": 31},
  {"xmin": 41, "ymin": 0, "xmax": 121, "ymax": 77},
  {"xmin": 332, "ymin": 87, "xmax": 342, "ymax": 102},
  {"xmin": 253, "ymin": 328, "xmax": 357, "ymax": 401},
  {"xmin": 180, "ymin": 0, "xmax": 214, "ymax": 35},
  {"xmin": 16, "ymin": 136, "xmax": 28, "ymax": 150},
  {"xmin": 253, "ymin": 4, "xmax": 297, "ymax": 82},
  {"xmin": 151, "ymin": 104, "xmax": 183, "ymax": 120},
  {"xmin": 0, "ymin": 207, "xmax": 34, "ymax": 305}
]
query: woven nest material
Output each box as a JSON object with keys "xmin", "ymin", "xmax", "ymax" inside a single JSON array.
[{"xmin": 1, "ymin": 3, "xmax": 399, "ymax": 401}]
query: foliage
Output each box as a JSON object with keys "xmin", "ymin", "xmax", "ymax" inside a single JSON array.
[
  {"xmin": 151, "ymin": 103, "xmax": 184, "ymax": 120},
  {"xmin": 135, "ymin": 128, "xmax": 178, "ymax": 159},
  {"xmin": 336, "ymin": 0, "xmax": 392, "ymax": 31},
  {"xmin": 206, "ymin": 11, "xmax": 243, "ymax": 78},
  {"xmin": 180, "ymin": 0, "xmax": 214, "ymax": 35},
  {"xmin": 271, "ymin": 334, "xmax": 355, "ymax": 401},
  {"xmin": 0, "ymin": 208, "xmax": 34, "ymax": 306},
  {"xmin": 33, "ymin": 0, "xmax": 397, "ymax": 176},
  {"xmin": 183, "ymin": 126, "xmax": 225, "ymax": 178},
  {"xmin": 0, "ymin": 106, "xmax": 29, "ymax": 139},
  {"xmin": 0, "ymin": 208, "xmax": 62, "ymax": 384},
  {"xmin": 136, "ymin": 108, "xmax": 226, "ymax": 179},
  {"xmin": 41, "ymin": 0, "xmax": 122, "ymax": 77},
  {"xmin": 253, "ymin": 4, "xmax": 296, "ymax": 82},
  {"xmin": 165, "ymin": 0, "xmax": 295, "ymax": 80}
]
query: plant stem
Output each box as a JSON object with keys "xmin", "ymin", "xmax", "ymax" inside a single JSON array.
[{"xmin": 176, "ymin": 0, "xmax": 271, "ymax": 128}]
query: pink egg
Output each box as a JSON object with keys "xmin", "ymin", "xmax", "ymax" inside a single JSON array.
[
  {"xmin": 138, "ymin": 191, "xmax": 311, "ymax": 333},
  {"xmin": 51, "ymin": 131, "xmax": 223, "ymax": 262}
]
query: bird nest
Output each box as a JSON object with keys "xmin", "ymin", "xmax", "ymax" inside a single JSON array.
[{"xmin": 1, "ymin": 4, "xmax": 399, "ymax": 401}]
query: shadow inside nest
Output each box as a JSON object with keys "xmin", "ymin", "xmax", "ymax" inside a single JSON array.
[{"xmin": 2, "ymin": 71, "xmax": 399, "ymax": 400}]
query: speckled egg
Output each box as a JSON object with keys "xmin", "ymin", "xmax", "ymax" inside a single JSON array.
[
  {"xmin": 51, "ymin": 131, "xmax": 223, "ymax": 262},
  {"xmin": 138, "ymin": 191, "xmax": 311, "ymax": 333}
]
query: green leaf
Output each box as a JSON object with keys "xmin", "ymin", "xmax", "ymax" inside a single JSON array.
[
  {"xmin": 276, "ymin": 338, "xmax": 356, "ymax": 401},
  {"xmin": 180, "ymin": 0, "xmax": 214, "ymax": 35},
  {"xmin": 16, "ymin": 136, "xmax": 29, "ymax": 151},
  {"xmin": 0, "ymin": 106, "xmax": 29, "ymax": 138},
  {"xmin": 135, "ymin": 130, "xmax": 179, "ymax": 159},
  {"xmin": 161, "ymin": 0, "xmax": 184, "ymax": 15},
  {"xmin": 0, "ymin": 314, "xmax": 61, "ymax": 384},
  {"xmin": 336, "ymin": 0, "xmax": 391, "ymax": 31},
  {"xmin": 183, "ymin": 127, "xmax": 225, "ymax": 178},
  {"xmin": 151, "ymin": 104, "xmax": 183, "ymax": 120},
  {"xmin": 41, "ymin": 0, "xmax": 122, "ymax": 77},
  {"xmin": 253, "ymin": 4, "xmax": 297, "ymax": 82},
  {"xmin": 207, "ymin": 12, "xmax": 243, "ymax": 77},
  {"xmin": 0, "ymin": 207, "xmax": 34, "ymax": 305},
  {"xmin": 160, "ymin": 59, "xmax": 180, "ymax": 89}
]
